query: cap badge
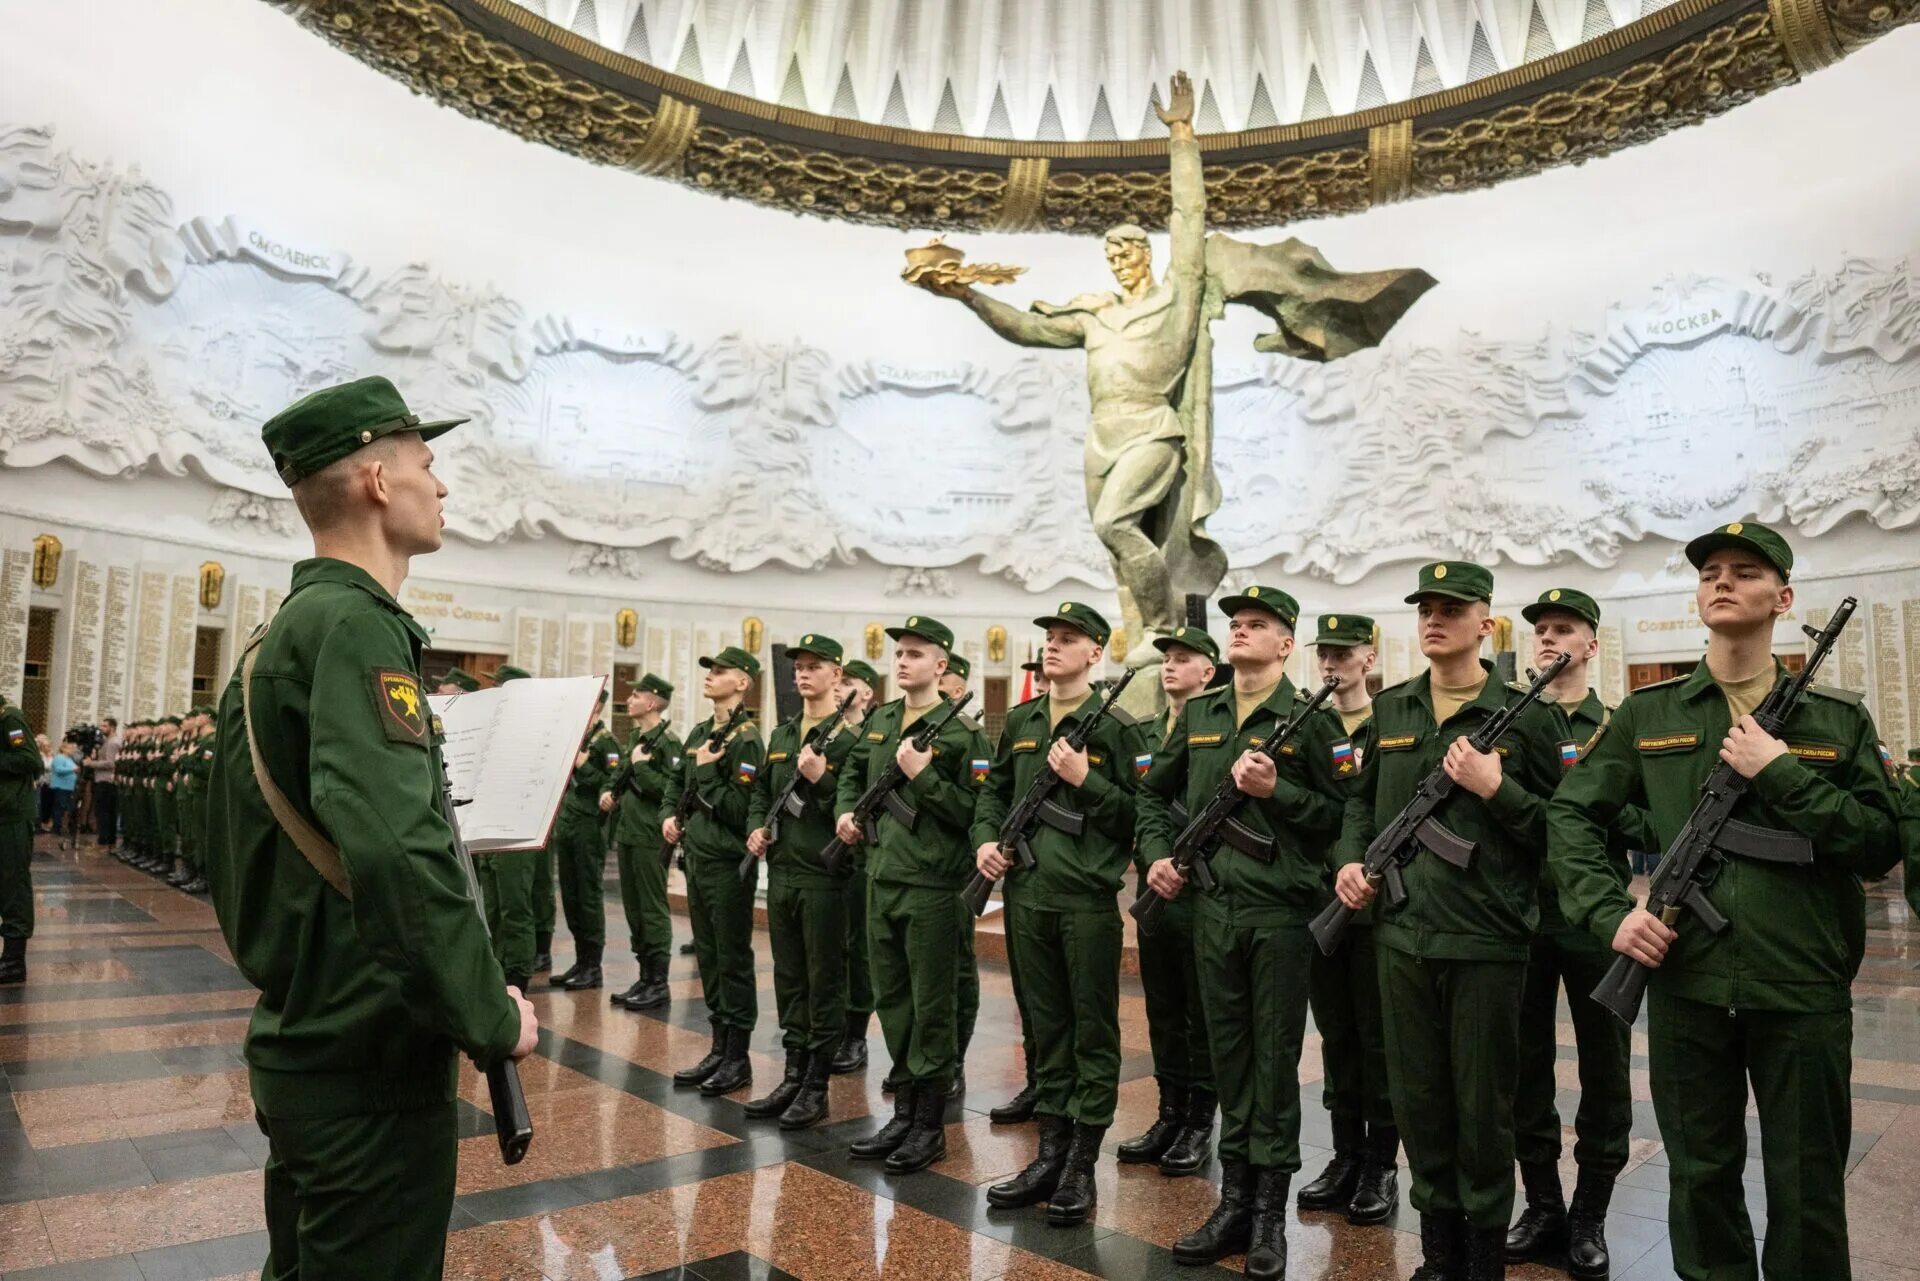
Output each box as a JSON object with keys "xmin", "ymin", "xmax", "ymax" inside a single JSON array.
[
  {"xmin": 907, "ymin": 617, "xmax": 918, "ymax": 626},
  {"xmin": 1726, "ymin": 522, "xmax": 1744, "ymax": 535},
  {"xmin": 1433, "ymin": 564, "xmax": 1448, "ymax": 579},
  {"xmin": 359, "ymin": 430, "xmax": 373, "ymax": 443},
  {"xmin": 1548, "ymin": 590, "xmax": 1561, "ymax": 602},
  {"xmin": 1248, "ymin": 587, "xmax": 1261, "ymax": 598},
  {"xmin": 1061, "ymin": 603, "xmax": 1072, "ymax": 613},
  {"xmin": 1327, "ymin": 616, "xmax": 1339, "ymax": 629}
]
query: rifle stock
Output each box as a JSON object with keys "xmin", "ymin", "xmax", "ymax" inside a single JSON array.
[{"xmin": 1128, "ymin": 676, "xmax": 1339, "ymax": 937}]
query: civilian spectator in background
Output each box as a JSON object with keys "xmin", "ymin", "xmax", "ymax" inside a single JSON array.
[
  {"xmin": 35, "ymin": 736, "xmax": 53, "ymax": 831},
  {"xmin": 47, "ymin": 742, "xmax": 79, "ymax": 849},
  {"xmin": 91, "ymin": 718, "xmax": 121, "ymax": 851}
]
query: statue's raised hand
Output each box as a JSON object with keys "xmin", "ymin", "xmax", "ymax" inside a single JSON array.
[{"xmin": 1156, "ymin": 71, "xmax": 1195, "ymax": 127}]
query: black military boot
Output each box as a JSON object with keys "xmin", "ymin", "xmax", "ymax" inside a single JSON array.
[
  {"xmin": 623, "ymin": 956, "xmax": 671, "ymax": 1010},
  {"xmin": 1159, "ymin": 1086, "xmax": 1216, "ymax": 1177},
  {"xmin": 504, "ymin": 973, "xmax": 530, "ymax": 996},
  {"xmin": 829, "ymin": 1011, "xmax": 869, "ymax": 1073},
  {"xmin": 0, "ymin": 937, "xmax": 24, "ymax": 986},
  {"xmin": 745, "ymin": 1052, "xmax": 807, "ymax": 1119},
  {"xmin": 679, "ymin": 939, "xmax": 696, "ymax": 955},
  {"xmin": 610, "ymin": 961, "xmax": 646, "ymax": 1006},
  {"xmin": 850, "ymin": 1085, "xmax": 915, "ymax": 1159},
  {"xmin": 548, "ymin": 960, "xmax": 582, "ymax": 988},
  {"xmin": 987, "ymin": 1114, "xmax": 1071, "ymax": 1208},
  {"xmin": 1045, "ymin": 1122, "xmax": 1105, "ymax": 1226},
  {"xmin": 699, "ymin": 1025, "xmax": 753, "ymax": 1096},
  {"xmin": 1116, "ymin": 1078, "xmax": 1184, "ymax": 1164},
  {"xmin": 1297, "ymin": 1113, "xmax": 1365, "ymax": 1209},
  {"xmin": 946, "ymin": 1068, "xmax": 966, "ymax": 1103},
  {"xmin": 166, "ymin": 859, "xmax": 191, "ymax": 887},
  {"xmin": 1505, "ymin": 1160, "xmax": 1568, "ymax": 1262},
  {"xmin": 1244, "ymin": 1168, "xmax": 1291, "ymax": 1280},
  {"xmin": 1410, "ymin": 1211, "xmax": 1466, "ymax": 1281},
  {"xmin": 779, "ymin": 1052, "xmax": 833, "ymax": 1131},
  {"xmin": 534, "ymin": 941, "xmax": 554, "ymax": 973},
  {"xmin": 1347, "ymin": 1121, "xmax": 1400, "ymax": 1225},
  {"xmin": 1566, "ymin": 1169, "xmax": 1614, "ymax": 1281},
  {"xmin": 990, "ymin": 1074, "xmax": 1038, "ymax": 1124},
  {"xmin": 181, "ymin": 873, "xmax": 208, "ymax": 894},
  {"xmin": 673, "ymin": 1018, "xmax": 727, "ymax": 1087},
  {"xmin": 883, "ymin": 1084, "xmax": 949, "ymax": 1174},
  {"xmin": 1172, "ymin": 1159, "xmax": 1254, "ymax": 1264},
  {"xmin": 561, "ymin": 954, "xmax": 603, "ymax": 991},
  {"xmin": 1466, "ymin": 1224, "xmax": 1507, "ymax": 1280}
]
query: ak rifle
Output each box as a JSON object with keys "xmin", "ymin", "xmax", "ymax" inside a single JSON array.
[
  {"xmin": 664, "ymin": 706, "xmax": 750, "ymax": 868},
  {"xmin": 738, "ymin": 690, "xmax": 859, "ymax": 881},
  {"xmin": 1129, "ymin": 676, "xmax": 1339, "ymax": 937},
  {"xmin": 820, "ymin": 692, "xmax": 973, "ymax": 876},
  {"xmin": 962, "ymin": 670, "xmax": 1135, "ymax": 916},
  {"xmin": 1589, "ymin": 598, "xmax": 1852, "ymax": 1025},
  {"xmin": 1308, "ymin": 653, "xmax": 1571, "ymax": 955}
]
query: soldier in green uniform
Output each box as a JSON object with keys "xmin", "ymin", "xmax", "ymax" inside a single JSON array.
[
  {"xmin": 475, "ymin": 665, "xmax": 541, "ymax": 991},
  {"xmin": 1333, "ymin": 561, "xmax": 1573, "ymax": 1281},
  {"xmin": 602, "ymin": 673, "xmax": 679, "ymax": 1011},
  {"xmin": 507, "ymin": 663, "xmax": 558, "ymax": 975},
  {"xmin": 1140, "ymin": 587, "xmax": 1356, "ymax": 1279},
  {"xmin": 1507, "ymin": 588, "xmax": 1653, "ymax": 1278},
  {"xmin": 664, "ymin": 646, "xmax": 765, "ymax": 1096},
  {"xmin": 939, "ymin": 652, "xmax": 971, "ymax": 703},
  {"xmin": 1548, "ymin": 522, "xmax": 1902, "ymax": 1281},
  {"xmin": 1298, "ymin": 614, "xmax": 1400, "ymax": 1225},
  {"xmin": 177, "ymin": 708, "xmax": 217, "ymax": 894},
  {"xmin": 974, "ymin": 602, "xmax": 1146, "ymax": 1226},
  {"xmin": 153, "ymin": 716, "xmax": 182, "ymax": 881},
  {"xmin": 1117, "ymin": 624, "xmax": 1219, "ymax": 1176},
  {"xmin": 119, "ymin": 722, "xmax": 144, "ymax": 867},
  {"xmin": 167, "ymin": 713, "xmax": 195, "ymax": 887},
  {"xmin": 138, "ymin": 722, "xmax": 164, "ymax": 874},
  {"xmin": 434, "ymin": 668, "xmax": 481, "ymax": 695},
  {"xmin": 0, "ymin": 691, "xmax": 42, "ymax": 984},
  {"xmin": 744, "ymin": 634, "xmax": 859, "ymax": 1129},
  {"xmin": 549, "ymin": 690, "xmax": 620, "ymax": 991},
  {"xmin": 205, "ymin": 376, "xmax": 537, "ymax": 1278},
  {"xmin": 940, "ymin": 650, "xmax": 983, "ymax": 1105},
  {"xmin": 829, "ymin": 658, "xmax": 881, "ymax": 1074},
  {"xmin": 840, "ymin": 616, "xmax": 990, "ymax": 1173}
]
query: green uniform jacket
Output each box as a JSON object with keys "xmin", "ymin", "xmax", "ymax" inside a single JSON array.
[
  {"xmin": 1138, "ymin": 676, "xmax": 1354, "ymax": 928},
  {"xmin": 662, "ymin": 713, "xmax": 763, "ymax": 861},
  {"xmin": 566, "ymin": 728, "xmax": 621, "ymax": 817},
  {"xmin": 0, "ymin": 703, "xmax": 40, "ymax": 819},
  {"xmin": 1547, "ymin": 661, "xmax": 1901, "ymax": 1013},
  {"xmin": 1535, "ymin": 692, "xmax": 1657, "ymax": 933},
  {"xmin": 1903, "ymin": 778, "xmax": 1920, "ymax": 916},
  {"xmin": 971, "ymin": 692, "xmax": 1147, "ymax": 910},
  {"xmin": 205, "ymin": 558, "xmax": 521, "ymax": 1118},
  {"xmin": 1335, "ymin": 661, "xmax": 1572, "ymax": 962},
  {"xmin": 747, "ymin": 710, "xmax": 861, "ymax": 886},
  {"xmin": 836, "ymin": 698, "xmax": 990, "ymax": 890},
  {"xmin": 609, "ymin": 721, "xmax": 679, "ymax": 848}
]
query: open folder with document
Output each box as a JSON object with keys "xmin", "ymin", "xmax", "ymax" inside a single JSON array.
[{"xmin": 428, "ymin": 674, "xmax": 607, "ymax": 853}]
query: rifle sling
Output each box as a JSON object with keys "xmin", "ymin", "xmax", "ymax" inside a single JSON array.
[{"xmin": 240, "ymin": 622, "xmax": 353, "ymax": 900}]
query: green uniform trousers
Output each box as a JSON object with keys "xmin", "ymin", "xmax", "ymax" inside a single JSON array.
[
  {"xmin": 0, "ymin": 812, "xmax": 32, "ymax": 940},
  {"xmin": 958, "ymin": 893, "xmax": 979, "ymax": 1061},
  {"xmin": 615, "ymin": 840, "xmax": 672, "ymax": 965},
  {"xmin": 155, "ymin": 786, "xmax": 177, "ymax": 858},
  {"xmin": 844, "ymin": 863, "xmax": 873, "ymax": 1015},
  {"xmin": 476, "ymin": 850, "xmax": 537, "ymax": 981},
  {"xmin": 1308, "ymin": 925, "xmax": 1391, "ymax": 1129},
  {"xmin": 1136, "ymin": 870, "xmax": 1212, "ymax": 1091},
  {"xmin": 1196, "ymin": 914, "xmax": 1313, "ymax": 1170},
  {"xmin": 533, "ymin": 844, "xmax": 555, "ymax": 952},
  {"xmin": 553, "ymin": 807, "xmax": 607, "ymax": 963},
  {"xmin": 1649, "ymin": 991, "xmax": 1853, "ymax": 1281},
  {"xmin": 258, "ymin": 1102, "xmax": 456, "ymax": 1281},
  {"xmin": 768, "ymin": 875, "xmax": 848, "ymax": 1055},
  {"xmin": 869, "ymin": 879, "xmax": 961, "ymax": 1090},
  {"xmin": 687, "ymin": 854, "xmax": 758, "ymax": 1031},
  {"xmin": 1378, "ymin": 948, "xmax": 1526, "ymax": 1230},
  {"xmin": 1003, "ymin": 899, "xmax": 1039, "ymax": 1081},
  {"xmin": 1513, "ymin": 927, "xmax": 1632, "ymax": 1175},
  {"xmin": 1009, "ymin": 901, "xmax": 1123, "ymax": 1126}
]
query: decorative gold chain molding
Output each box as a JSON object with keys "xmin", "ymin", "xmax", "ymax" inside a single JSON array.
[{"xmin": 279, "ymin": 0, "xmax": 1920, "ymax": 233}]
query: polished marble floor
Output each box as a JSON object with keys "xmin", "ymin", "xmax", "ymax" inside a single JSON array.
[{"xmin": 2, "ymin": 834, "xmax": 1917, "ymax": 1281}]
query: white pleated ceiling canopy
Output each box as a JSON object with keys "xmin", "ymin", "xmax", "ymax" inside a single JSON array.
[{"xmin": 519, "ymin": 0, "xmax": 1664, "ymax": 139}]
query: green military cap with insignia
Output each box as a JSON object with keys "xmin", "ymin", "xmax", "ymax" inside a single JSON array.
[
  {"xmin": 700, "ymin": 645, "xmax": 763, "ymax": 679},
  {"xmin": 885, "ymin": 615, "xmax": 956, "ymax": 650},
  {"xmin": 1219, "ymin": 584, "xmax": 1300, "ymax": 628},
  {"xmin": 843, "ymin": 660, "xmax": 880, "ymax": 686},
  {"xmin": 946, "ymin": 653, "xmax": 972, "ymax": 680},
  {"xmin": 261, "ymin": 375, "xmax": 468, "ymax": 488},
  {"xmin": 1153, "ymin": 626, "xmax": 1221, "ymax": 663},
  {"xmin": 1311, "ymin": 614, "xmax": 1376, "ymax": 648},
  {"xmin": 494, "ymin": 664, "xmax": 533, "ymax": 683},
  {"xmin": 1685, "ymin": 519, "xmax": 1793, "ymax": 582},
  {"xmin": 1521, "ymin": 589, "xmax": 1601, "ymax": 627},
  {"xmin": 1034, "ymin": 600, "xmax": 1112, "ymax": 646},
  {"xmin": 788, "ymin": 633, "xmax": 845, "ymax": 664},
  {"xmin": 441, "ymin": 667, "xmax": 482, "ymax": 693},
  {"xmin": 636, "ymin": 672, "xmax": 674, "ymax": 700},
  {"xmin": 1405, "ymin": 560, "xmax": 1494, "ymax": 604}
]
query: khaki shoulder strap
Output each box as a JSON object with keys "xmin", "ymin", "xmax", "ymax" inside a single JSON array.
[{"xmin": 241, "ymin": 622, "xmax": 353, "ymax": 900}]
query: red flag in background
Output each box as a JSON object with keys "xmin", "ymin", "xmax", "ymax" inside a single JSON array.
[{"xmin": 1019, "ymin": 644, "xmax": 1034, "ymax": 703}]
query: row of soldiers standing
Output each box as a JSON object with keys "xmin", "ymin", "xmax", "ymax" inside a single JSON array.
[
  {"xmin": 111, "ymin": 709, "xmax": 220, "ymax": 894},
  {"xmin": 444, "ymin": 516, "xmax": 1912, "ymax": 1281}
]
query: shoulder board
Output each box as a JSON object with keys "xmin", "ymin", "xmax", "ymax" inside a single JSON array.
[
  {"xmin": 1809, "ymin": 684, "xmax": 1865, "ymax": 706},
  {"xmin": 953, "ymin": 712, "xmax": 982, "ymax": 733},
  {"xmin": 1633, "ymin": 674, "xmax": 1690, "ymax": 692},
  {"xmin": 1375, "ymin": 677, "xmax": 1417, "ymax": 699},
  {"xmin": 1189, "ymin": 686, "xmax": 1232, "ymax": 710},
  {"xmin": 1106, "ymin": 705, "xmax": 1139, "ymax": 727}
]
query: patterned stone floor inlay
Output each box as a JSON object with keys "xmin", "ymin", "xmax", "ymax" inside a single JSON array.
[{"xmin": 3, "ymin": 835, "xmax": 1916, "ymax": 1281}]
